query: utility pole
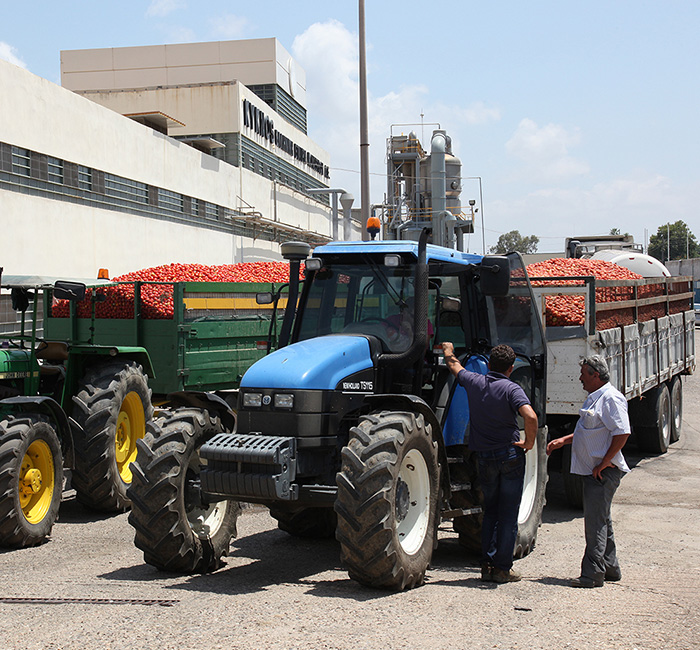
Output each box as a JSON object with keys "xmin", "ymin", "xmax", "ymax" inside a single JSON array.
[{"xmin": 358, "ymin": 0, "xmax": 370, "ymax": 231}]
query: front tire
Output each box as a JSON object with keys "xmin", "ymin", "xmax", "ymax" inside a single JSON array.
[
  {"xmin": 72, "ymin": 361, "xmax": 153, "ymax": 512},
  {"xmin": 0, "ymin": 417, "xmax": 63, "ymax": 548},
  {"xmin": 335, "ymin": 410, "xmax": 439, "ymax": 591},
  {"xmin": 127, "ymin": 408, "xmax": 240, "ymax": 573}
]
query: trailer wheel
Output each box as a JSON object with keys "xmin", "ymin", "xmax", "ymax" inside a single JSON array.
[
  {"xmin": 72, "ymin": 361, "xmax": 153, "ymax": 512},
  {"xmin": 0, "ymin": 416, "xmax": 63, "ymax": 548},
  {"xmin": 335, "ymin": 410, "xmax": 439, "ymax": 590},
  {"xmin": 669, "ymin": 376, "xmax": 682, "ymax": 444},
  {"xmin": 269, "ymin": 506, "xmax": 337, "ymax": 538},
  {"xmin": 635, "ymin": 384, "xmax": 672, "ymax": 454},
  {"xmin": 127, "ymin": 408, "xmax": 240, "ymax": 573},
  {"xmin": 453, "ymin": 428, "xmax": 549, "ymax": 557}
]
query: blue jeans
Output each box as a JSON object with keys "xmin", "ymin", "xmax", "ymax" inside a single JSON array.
[{"xmin": 477, "ymin": 445, "xmax": 526, "ymax": 571}]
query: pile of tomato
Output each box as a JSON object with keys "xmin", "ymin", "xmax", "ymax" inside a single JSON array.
[
  {"xmin": 525, "ymin": 258, "xmax": 644, "ymax": 328},
  {"xmin": 52, "ymin": 261, "xmax": 296, "ymax": 320}
]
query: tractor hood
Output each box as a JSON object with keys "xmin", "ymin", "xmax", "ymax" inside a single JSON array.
[{"xmin": 240, "ymin": 335, "xmax": 373, "ymax": 390}]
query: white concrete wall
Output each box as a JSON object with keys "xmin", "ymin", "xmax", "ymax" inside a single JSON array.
[
  {"xmin": 61, "ymin": 38, "xmax": 306, "ymax": 108},
  {"xmin": 0, "ymin": 58, "xmax": 330, "ymax": 279}
]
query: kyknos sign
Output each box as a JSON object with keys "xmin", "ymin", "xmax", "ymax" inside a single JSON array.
[{"xmin": 242, "ymin": 99, "xmax": 330, "ymax": 179}]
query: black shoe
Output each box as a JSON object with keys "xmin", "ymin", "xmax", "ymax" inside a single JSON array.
[
  {"xmin": 604, "ymin": 569, "xmax": 622, "ymax": 582},
  {"xmin": 480, "ymin": 564, "xmax": 494, "ymax": 582},
  {"xmin": 569, "ymin": 576, "xmax": 604, "ymax": 588}
]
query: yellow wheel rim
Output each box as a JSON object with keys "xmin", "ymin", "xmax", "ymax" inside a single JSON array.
[
  {"xmin": 115, "ymin": 391, "xmax": 146, "ymax": 484},
  {"xmin": 19, "ymin": 439, "xmax": 55, "ymax": 525}
]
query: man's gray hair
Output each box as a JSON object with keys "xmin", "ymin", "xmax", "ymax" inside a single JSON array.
[{"xmin": 581, "ymin": 355, "xmax": 610, "ymax": 381}]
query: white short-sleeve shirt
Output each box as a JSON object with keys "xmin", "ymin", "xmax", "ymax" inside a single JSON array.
[{"xmin": 570, "ymin": 382, "xmax": 631, "ymax": 476}]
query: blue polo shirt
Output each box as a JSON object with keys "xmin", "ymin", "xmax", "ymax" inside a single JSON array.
[{"xmin": 456, "ymin": 369, "xmax": 530, "ymax": 451}]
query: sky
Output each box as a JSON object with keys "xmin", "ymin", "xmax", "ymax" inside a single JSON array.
[{"xmin": 2, "ymin": 0, "xmax": 699, "ymax": 253}]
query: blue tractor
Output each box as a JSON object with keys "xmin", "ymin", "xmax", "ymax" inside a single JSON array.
[{"xmin": 128, "ymin": 232, "xmax": 548, "ymax": 590}]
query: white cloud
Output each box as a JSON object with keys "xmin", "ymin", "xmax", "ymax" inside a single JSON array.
[
  {"xmin": 506, "ymin": 118, "xmax": 589, "ymax": 182},
  {"xmin": 146, "ymin": 0, "xmax": 186, "ymax": 17},
  {"xmin": 0, "ymin": 42, "xmax": 26, "ymax": 68},
  {"xmin": 485, "ymin": 172, "xmax": 700, "ymax": 253},
  {"xmin": 293, "ymin": 20, "xmax": 501, "ymax": 203},
  {"xmin": 210, "ymin": 14, "xmax": 250, "ymax": 40}
]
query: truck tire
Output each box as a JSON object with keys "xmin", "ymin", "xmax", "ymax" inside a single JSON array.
[
  {"xmin": 453, "ymin": 428, "xmax": 549, "ymax": 557},
  {"xmin": 335, "ymin": 410, "xmax": 439, "ymax": 591},
  {"xmin": 269, "ymin": 506, "xmax": 337, "ymax": 538},
  {"xmin": 127, "ymin": 408, "xmax": 241, "ymax": 573},
  {"xmin": 669, "ymin": 376, "xmax": 682, "ymax": 443},
  {"xmin": 561, "ymin": 444, "xmax": 583, "ymax": 509},
  {"xmin": 635, "ymin": 384, "xmax": 672, "ymax": 454},
  {"xmin": 0, "ymin": 416, "xmax": 63, "ymax": 548},
  {"xmin": 72, "ymin": 361, "xmax": 153, "ymax": 512}
]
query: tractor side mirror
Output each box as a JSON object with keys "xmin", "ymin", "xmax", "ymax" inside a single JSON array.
[
  {"xmin": 256, "ymin": 292, "xmax": 274, "ymax": 305},
  {"xmin": 53, "ymin": 281, "xmax": 86, "ymax": 302},
  {"xmin": 479, "ymin": 256, "xmax": 511, "ymax": 297}
]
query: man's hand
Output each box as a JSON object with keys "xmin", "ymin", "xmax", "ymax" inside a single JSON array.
[
  {"xmin": 442, "ymin": 341, "xmax": 455, "ymax": 358},
  {"xmin": 592, "ymin": 459, "xmax": 613, "ymax": 480},
  {"xmin": 441, "ymin": 341, "xmax": 464, "ymax": 377},
  {"xmin": 546, "ymin": 434, "xmax": 573, "ymax": 456}
]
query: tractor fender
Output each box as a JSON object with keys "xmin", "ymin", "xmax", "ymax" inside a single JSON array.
[
  {"xmin": 0, "ymin": 395, "xmax": 75, "ymax": 465},
  {"xmin": 165, "ymin": 390, "xmax": 237, "ymax": 432},
  {"xmin": 361, "ymin": 393, "xmax": 450, "ymax": 499}
]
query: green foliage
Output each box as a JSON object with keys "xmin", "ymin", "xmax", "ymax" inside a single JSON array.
[
  {"xmin": 489, "ymin": 230, "xmax": 539, "ymax": 255},
  {"xmin": 648, "ymin": 221, "xmax": 699, "ymax": 261}
]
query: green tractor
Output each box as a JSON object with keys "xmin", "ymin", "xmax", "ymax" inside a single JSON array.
[{"xmin": 0, "ymin": 271, "xmax": 153, "ymax": 548}]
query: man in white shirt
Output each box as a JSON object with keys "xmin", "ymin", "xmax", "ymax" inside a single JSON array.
[{"xmin": 547, "ymin": 355, "xmax": 630, "ymax": 588}]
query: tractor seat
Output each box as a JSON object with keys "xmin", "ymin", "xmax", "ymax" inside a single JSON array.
[{"xmin": 35, "ymin": 340, "xmax": 69, "ymax": 361}]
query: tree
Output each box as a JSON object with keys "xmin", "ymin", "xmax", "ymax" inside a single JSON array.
[
  {"xmin": 648, "ymin": 221, "xmax": 699, "ymax": 262},
  {"xmin": 489, "ymin": 230, "xmax": 539, "ymax": 255},
  {"xmin": 609, "ymin": 228, "xmax": 630, "ymax": 237}
]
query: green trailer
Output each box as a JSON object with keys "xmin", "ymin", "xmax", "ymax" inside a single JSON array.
[{"xmin": 0, "ymin": 274, "xmax": 285, "ymax": 548}]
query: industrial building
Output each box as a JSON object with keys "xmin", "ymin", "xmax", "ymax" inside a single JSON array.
[{"xmin": 0, "ymin": 38, "xmax": 342, "ymax": 279}]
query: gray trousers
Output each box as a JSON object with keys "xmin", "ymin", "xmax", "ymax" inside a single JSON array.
[{"xmin": 581, "ymin": 466, "xmax": 625, "ymax": 581}]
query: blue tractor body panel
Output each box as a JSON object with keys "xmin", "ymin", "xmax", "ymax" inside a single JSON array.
[{"xmin": 240, "ymin": 335, "xmax": 373, "ymax": 390}]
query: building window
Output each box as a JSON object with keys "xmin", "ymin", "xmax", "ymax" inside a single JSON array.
[
  {"xmin": 104, "ymin": 173, "xmax": 148, "ymax": 204},
  {"xmin": 47, "ymin": 157, "xmax": 63, "ymax": 185},
  {"xmin": 158, "ymin": 188, "xmax": 184, "ymax": 213},
  {"xmin": 204, "ymin": 202, "xmax": 218, "ymax": 220},
  {"xmin": 78, "ymin": 165, "xmax": 92, "ymax": 190},
  {"xmin": 11, "ymin": 147, "xmax": 30, "ymax": 176},
  {"xmin": 191, "ymin": 197, "xmax": 200, "ymax": 216}
]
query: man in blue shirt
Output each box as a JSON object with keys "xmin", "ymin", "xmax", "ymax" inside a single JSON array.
[{"xmin": 443, "ymin": 342, "xmax": 538, "ymax": 583}]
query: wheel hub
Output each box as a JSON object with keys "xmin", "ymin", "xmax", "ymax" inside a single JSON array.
[
  {"xmin": 395, "ymin": 478, "xmax": 410, "ymax": 522},
  {"xmin": 21, "ymin": 468, "xmax": 43, "ymax": 495}
]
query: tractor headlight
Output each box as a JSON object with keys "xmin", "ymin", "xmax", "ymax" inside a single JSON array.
[
  {"xmin": 243, "ymin": 392, "xmax": 263, "ymax": 408},
  {"xmin": 274, "ymin": 393, "xmax": 294, "ymax": 409}
]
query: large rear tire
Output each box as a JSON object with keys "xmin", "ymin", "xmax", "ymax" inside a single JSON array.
[
  {"xmin": 335, "ymin": 410, "xmax": 439, "ymax": 591},
  {"xmin": 453, "ymin": 428, "xmax": 549, "ymax": 557},
  {"xmin": 269, "ymin": 506, "xmax": 337, "ymax": 538},
  {"xmin": 127, "ymin": 408, "xmax": 241, "ymax": 573},
  {"xmin": 0, "ymin": 417, "xmax": 63, "ymax": 548},
  {"xmin": 514, "ymin": 427, "xmax": 548, "ymax": 557},
  {"xmin": 72, "ymin": 361, "xmax": 153, "ymax": 512},
  {"xmin": 635, "ymin": 384, "xmax": 671, "ymax": 454}
]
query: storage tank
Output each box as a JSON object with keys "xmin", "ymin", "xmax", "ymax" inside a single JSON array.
[{"xmin": 591, "ymin": 249, "xmax": 671, "ymax": 277}]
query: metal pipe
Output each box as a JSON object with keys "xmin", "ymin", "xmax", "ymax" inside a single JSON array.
[{"xmin": 359, "ymin": 0, "xmax": 370, "ymax": 230}]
